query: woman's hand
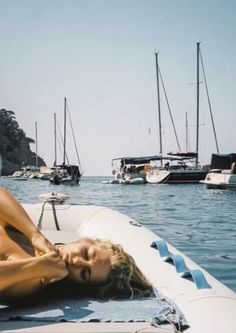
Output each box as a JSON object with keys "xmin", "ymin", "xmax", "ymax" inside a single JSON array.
[
  {"xmin": 31, "ymin": 230, "xmax": 58, "ymax": 256},
  {"xmin": 39, "ymin": 252, "xmax": 68, "ymax": 284},
  {"xmin": 59, "ymin": 242, "xmax": 81, "ymax": 265}
]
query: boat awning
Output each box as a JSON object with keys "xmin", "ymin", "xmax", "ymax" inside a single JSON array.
[
  {"xmin": 111, "ymin": 155, "xmax": 181, "ymax": 165},
  {"xmin": 210, "ymin": 153, "xmax": 236, "ymax": 169},
  {"xmin": 167, "ymin": 152, "xmax": 198, "ymax": 159},
  {"xmin": 112, "ymin": 155, "xmax": 162, "ymax": 165}
]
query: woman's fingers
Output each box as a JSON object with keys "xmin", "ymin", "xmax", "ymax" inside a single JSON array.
[{"xmin": 39, "ymin": 252, "xmax": 68, "ymax": 284}]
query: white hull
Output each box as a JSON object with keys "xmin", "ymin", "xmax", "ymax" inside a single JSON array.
[
  {"xmin": 1, "ymin": 195, "xmax": 236, "ymax": 332},
  {"xmin": 146, "ymin": 167, "xmax": 207, "ymax": 184},
  {"xmin": 203, "ymin": 170, "xmax": 236, "ymax": 189},
  {"xmin": 146, "ymin": 169, "xmax": 171, "ymax": 183}
]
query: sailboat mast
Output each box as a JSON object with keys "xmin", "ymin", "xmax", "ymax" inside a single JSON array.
[
  {"xmin": 155, "ymin": 52, "xmax": 163, "ymax": 166},
  {"xmin": 35, "ymin": 121, "xmax": 38, "ymax": 168},
  {"xmin": 54, "ymin": 113, "xmax": 57, "ymax": 166},
  {"xmin": 196, "ymin": 42, "xmax": 200, "ymax": 167},
  {"xmin": 186, "ymin": 112, "xmax": 188, "ymax": 152},
  {"xmin": 63, "ymin": 97, "xmax": 67, "ymax": 165}
]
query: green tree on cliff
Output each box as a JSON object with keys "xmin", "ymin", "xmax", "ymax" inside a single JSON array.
[{"xmin": 0, "ymin": 108, "xmax": 45, "ymax": 175}]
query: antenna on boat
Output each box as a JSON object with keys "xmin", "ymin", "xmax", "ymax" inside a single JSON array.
[{"xmin": 155, "ymin": 52, "xmax": 163, "ymax": 166}]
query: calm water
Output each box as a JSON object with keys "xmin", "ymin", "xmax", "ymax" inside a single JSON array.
[{"xmin": 1, "ymin": 176, "xmax": 236, "ymax": 292}]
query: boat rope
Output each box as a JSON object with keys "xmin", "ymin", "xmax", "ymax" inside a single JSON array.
[
  {"xmin": 37, "ymin": 193, "xmax": 69, "ymax": 230},
  {"xmin": 51, "ymin": 200, "xmax": 60, "ymax": 231},
  {"xmin": 37, "ymin": 200, "xmax": 60, "ymax": 231},
  {"xmin": 158, "ymin": 67, "xmax": 182, "ymax": 152},
  {"xmin": 66, "ymin": 99, "xmax": 83, "ymax": 175},
  {"xmin": 199, "ymin": 47, "xmax": 220, "ymax": 154},
  {"xmin": 37, "ymin": 200, "xmax": 46, "ymax": 230}
]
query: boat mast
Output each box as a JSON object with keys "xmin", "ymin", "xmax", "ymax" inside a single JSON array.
[
  {"xmin": 186, "ymin": 112, "xmax": 188, "ymax": 152},
  {"xmin": 155, "ymin": 52, "xmax": 163, "ymax": 166},
  {"xmin": 63, "ymin": 97, "xmax": 67, "ymax": 165},
  {"xmin": 53, "ymin": 113, "xmax": 57, "ymax": 166},
  {"xmin": 196, "ymin": 42, "xmax": 200, "ymax": 167},
  {"xmin": 35, "ymin": 121, "xmax": 38, "ymax": 168}
]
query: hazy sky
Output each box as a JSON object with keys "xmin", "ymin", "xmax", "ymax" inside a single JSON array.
[{"xmin": 1, "ymin": 0, "xmax": 235, "ymax": 175}]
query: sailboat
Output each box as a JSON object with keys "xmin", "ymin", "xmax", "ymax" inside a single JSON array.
[
  {"xmin": 146, "ymin": 43, "xmax": 214, "ymax": 184},
  {"xmin": 50, "ymin": 97, "xmax": 82, "ymax": 185}
]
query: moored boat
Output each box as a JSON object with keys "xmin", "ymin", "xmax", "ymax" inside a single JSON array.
[
  {"xmin": 49, "ymin": 98, "xmax": 82, "ymax": 185},
  {"xmin": 107, "ymin": 155, "xmax": 161, "ymax": 184},
  {"xmin": 146, "ymin": 43, "xmax": 217, "ymax": 185},
  {"xmin": 203, "ymin": 153, "xmax": 236, "ymax": 190},
  {"xmin": 146, "ymin": 153, "xmax": 208, "ymax": 184}
]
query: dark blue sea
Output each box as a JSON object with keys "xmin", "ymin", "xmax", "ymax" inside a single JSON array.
[{"xmin": 1, "ymin": 176, "xmax": 236, "ymax": 292}]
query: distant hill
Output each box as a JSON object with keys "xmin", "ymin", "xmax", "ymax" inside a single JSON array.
[{"xmin": 0, "ymin": 108, "xmax": 46, "ymax": 176}]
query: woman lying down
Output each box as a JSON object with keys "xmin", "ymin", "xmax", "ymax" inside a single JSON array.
[{"xmin": 0, "ymin": 187, "xmax": 153, "ymax": 301}]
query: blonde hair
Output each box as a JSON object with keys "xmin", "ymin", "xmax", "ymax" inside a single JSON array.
[{"xmin": 85, "ymin": 238, "xmax": 153, "ymax": 299}]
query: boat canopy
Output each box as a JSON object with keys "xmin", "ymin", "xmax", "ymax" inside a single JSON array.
[
  {"xmin": 112, "ymin": 155, "xmax": 161, "ymax": 165},
  {"xmin": 112, "ymin": 155, "xmax": 181, "ymax": 165},
  {"xmin": 167, "ymin": 152, "xmax": 198, "ymax": 159},
  {"xmin": 210, "ymin": 153, "xmax": 236, "ymax": 169}
]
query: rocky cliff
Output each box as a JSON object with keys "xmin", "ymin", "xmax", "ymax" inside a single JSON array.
[{"xmin": 0, "ymin": 108, "xmax": 46, "ymax": 176}]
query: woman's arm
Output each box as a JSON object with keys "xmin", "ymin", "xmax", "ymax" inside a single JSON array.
[
  {"xmin": 0, "ymin": 252, "xmax": 68, "ymax": 298},
  {"xmin": 0, "ymin": 187, "xmax": 56, "ymax": 255}
]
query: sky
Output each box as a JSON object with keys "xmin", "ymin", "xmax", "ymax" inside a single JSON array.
[{"xmin": 1, "ymin": 0, "xmax": 235, "ymax": 176}]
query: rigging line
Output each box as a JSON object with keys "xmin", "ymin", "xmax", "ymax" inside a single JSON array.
[
  {"xmin": 56, "ymin": 116, "xmax": 70, "ymax": 164},
  {"xmin": 37, "ymin": 201, "xmax": 46, "ymax": 229},
  {"xmin": 199, "ymin": 48, "xmax": 220, "ymax": 154},
  {"xmin": 158, "ymin": 67, "xmax": 182, "ymax": 152},
  {"xmin": 51, "ymin": 201, "xmax": 60, "ymax": 231},
  {"xmin": 65, "ymin": 100, "xmax": 83, "ymax": 173}
]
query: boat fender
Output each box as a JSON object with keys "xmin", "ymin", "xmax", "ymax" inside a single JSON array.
[
  {"xmin": 151, "ymin": 240, "xmax": 211, "ymax": 289},
  {"xmin": 39, "ymin": 193, "xmax": 70, "ymax": 204}
]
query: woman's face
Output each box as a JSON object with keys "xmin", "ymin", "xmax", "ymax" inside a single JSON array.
[{"xmin": 62, "ymin": 240, "xmax": 111, "ymax": 286}]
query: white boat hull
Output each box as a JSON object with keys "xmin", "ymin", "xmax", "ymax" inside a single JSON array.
[
  {"xmin": 146, "ymin": 167, "xmax": 207, "ymax": 184},
  {"xmin": 203, "ymin": 170, "xmax": 236, "ymax": 189},
  {"xmin": 1, "ymin": 196, "xmax": 236, "ymax": 332}
]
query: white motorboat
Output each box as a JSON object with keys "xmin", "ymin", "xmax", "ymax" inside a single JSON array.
[
  {"xmin": 1, "ymin": 193, "xmax": 235, "ymax": 333},
  {"xmin": 203, "ymin": 170, "xmax": 236, "ymax": 189},
  {"xmin": 203, "ymin": 153, "xmax": 236, "ymax": 190}
]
